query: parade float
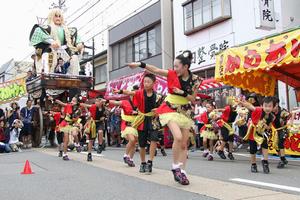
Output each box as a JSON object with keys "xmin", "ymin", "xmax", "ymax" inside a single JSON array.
[{"xmin": 25, "ymin": 9, "xmax": 93, "ymax": 147}]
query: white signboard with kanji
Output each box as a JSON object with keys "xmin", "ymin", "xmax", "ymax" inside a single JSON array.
[
  {"xmin": 182, "ymin": 34, "xmax": 234, "ymax": 71},
  {"xmin": 255, "ymin": 0, "xmax": 276, "ymax": 30}
]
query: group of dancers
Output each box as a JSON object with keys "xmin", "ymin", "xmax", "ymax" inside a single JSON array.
[{"xmin": 48, "ymin": 50, "xmax": 296, "ymax": 185}]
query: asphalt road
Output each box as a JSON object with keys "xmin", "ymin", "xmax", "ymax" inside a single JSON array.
[{"xmin": 0, "ymin": 147, "xmax": 299, "ymax": 200}]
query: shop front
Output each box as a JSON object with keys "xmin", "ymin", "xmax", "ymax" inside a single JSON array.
[{"xmin": 215, "ymin": 28, "xmax": 300, "ymax": 156}]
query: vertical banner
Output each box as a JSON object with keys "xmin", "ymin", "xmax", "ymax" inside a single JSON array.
[
  {"xmin": 0, "ymin": 78, "xmax": 27, "ymax": 104},
  {"xmin": 255, "ymin": 0, "xmax": 276, "ymax": 30}
]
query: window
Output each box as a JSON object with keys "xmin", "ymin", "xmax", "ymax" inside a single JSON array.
[
  {"xmin": 95, "ymin": 64, "xmax": 107, "ymax": 84},
  {"xmin": 183, "ymin": 0, "xmax": 231, "ymax": 34},
  {"xmin": 212, "ymin": 0, "xmax": 222, "ymax": 19},
  {"xmin": 148, "ymin": 29, "xmax": 156, "ymax": 57},
  {"xmin": 126, "ymin": 39, "xmax": 133, "ymax": 63},
  {"xmin": 119, "ymin": 41, "xmax": 126, "ymax": 67},
  {"xmin": 184, "ymin": 3, "xmax": 193, "ymax": 31},
  {"xmin": 111, "ymin": 26, "xmax": 160, "ymax": 71},
  {"xmin": 202, "ymin": 0, "xmax": 211, "ymax": 24},
  {"xmin": 112, "ymin": 45, "xmax": 119, "ymax": 70},
  {"xmin": 134, "ymin": 32, "xmax": 147, "ymax": 61},
  {"xmin": 193, "ymin": 0, "xmax": 202, "ymax": 27}
]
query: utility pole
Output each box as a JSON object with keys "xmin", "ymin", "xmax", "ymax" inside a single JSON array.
[{"xmin": 92, "ymin": 37, "xmax": 95, "ymax": 90}]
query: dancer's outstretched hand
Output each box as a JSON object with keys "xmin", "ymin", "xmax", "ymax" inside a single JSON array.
[{"xmin": 127, "ymin": 62, "xmax": 140, "ymax": 69}]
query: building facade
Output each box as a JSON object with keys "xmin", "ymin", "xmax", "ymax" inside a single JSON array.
[
  {"xmin": 107, "ymin": 0, "xmax": 173, "ymax": 81},
  {"xmin": 80, "ymin": 50, "xmax": 108, "ymax": 91},
  {"xmin": 173, "ymin": 0, "xmax": 300, "ymax": 108}
]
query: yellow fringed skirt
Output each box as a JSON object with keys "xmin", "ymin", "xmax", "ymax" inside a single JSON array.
[
  {"xmin": 159, "ymin": 112, "xmax": 194, "ymax": 129},
  {"xmin": 121, "ymin": 127, "xmax": 138, "ymax": 138},
  {"xmin": 201, "ymin": 130, "xmax": 218, "ymax": 140}
]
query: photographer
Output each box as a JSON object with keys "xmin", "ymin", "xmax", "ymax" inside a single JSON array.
[{"xmin": 7, "ymin": 102, "xmax": 20, "ymax": 128}]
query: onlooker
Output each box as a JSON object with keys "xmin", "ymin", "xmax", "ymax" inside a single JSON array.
[
  {"xmin": 54, "ymin": 57, "xmax": 69, "ymax": 74},
  {"xmin": 0, "ymin": 108, "xmax": 5, "ymax": 122},
  {"xmin": 0, "ymin": 120, "xmax": 11, "ymax": 153},
  {"xmin": 110, "ymin": 105, "xmax": 122, "ymax": 147},
  {"xmin": 7, "ymin": 102, "xmax": 20, "ymax": 127},
  {"xmin": 9, "ymin": 119, "xmax": 23, "ymax": 152},
  {"xmin": 26, "ymin": 69, "xmax": 35, "ymax": 82},
  {"xmin": 20, "ymin": 99, "xmax": 34, "ymax": 148}
]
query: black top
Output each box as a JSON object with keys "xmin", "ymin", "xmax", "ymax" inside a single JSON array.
[
  {"xmin": 228, "ymin": 106, "xmax": 238, "ymax": 123},
  {"xmin": 144, "ymin": 90, "xmax": 156, "ymax": 131},
  {"xmin": 179, "ymin": 73, "xmax": 193, "ymax": 95},
  {"xmin": 95, "ymin": 106, "xmax": 105, "ymax": 121},
  {"xmin": 261, "ymin": 111, "xmax": 274, "ymax": 126}
]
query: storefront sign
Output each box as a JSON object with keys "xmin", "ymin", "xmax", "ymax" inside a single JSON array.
[
  {"xmin": 186, "ymin": 34, "xmax": 234, "ymax": 71},
  {"xmin": 0, "ymin": 78, "xmax": 27, "ymax": 104},
  {"xmin": 255, "ymin": 0, "xmax": 276, "ymax": 30},
  {"xmin": 268, "ymin": 133, "xmax": 300, "ymax": 156},
  {"xmin": 216, "ymin": 29, "xmax": 300, "ymax": 96}
]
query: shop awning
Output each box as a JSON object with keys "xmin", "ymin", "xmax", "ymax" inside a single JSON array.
[
  {"xmin": 215, "ymin": 27, "xmax": 300, "ymax": 96},
  {"xmin": 199, "ymin": 78, "xmax": 225, "ymax": 91}
]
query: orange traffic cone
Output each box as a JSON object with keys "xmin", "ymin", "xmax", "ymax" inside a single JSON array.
[{"xmin": 21, "ymin": 160, "xmax": 34, "ymax": 175}]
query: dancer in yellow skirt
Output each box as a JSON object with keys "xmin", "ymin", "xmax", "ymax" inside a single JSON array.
[
  {"xmin": 54, "ymin": 97, "xmax": 82, "ymax": 161},
  {"xmin": 127, "ymin": 50, "xmax": 202, "ymax": 185},
  {"xmin": 199, "ymin": 101, "xmax": 219, "ymax": 161}
]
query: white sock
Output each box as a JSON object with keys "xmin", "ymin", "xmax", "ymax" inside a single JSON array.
[
  {"xmin": 172, "ymin": 163, "xmax": 182, "ymax": 170},
  {"xmin": 124, "ymin": 154, "xmax": 128, "ymax": 158},
  {"xmin": 63, "ymin": 152, "xmax": 68, "ymax": 156},
  {"xmin": 204, "ymin": 149, "xmax": 209, "ymax": 153},
  {"xmin": 181, "ymin": 169, "xmax": 187, "ymax": 175}
]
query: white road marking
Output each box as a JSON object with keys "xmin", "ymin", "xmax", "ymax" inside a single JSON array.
[{"xmin": 230, "ymin": 178, "xmax": 300, "ymax": 193}]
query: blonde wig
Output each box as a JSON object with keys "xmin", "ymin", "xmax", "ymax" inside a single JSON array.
[{"xmin": 47, "ymin": 9, "xmax": 77, "ymax": 52}]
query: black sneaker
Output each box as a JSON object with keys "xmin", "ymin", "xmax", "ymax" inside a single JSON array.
[
  {"xmin": 217, "ymin": 151, "xmax": 226, "ymax": 159},
  {"xmin": 161, "ymin": 149, "xmax": 167, "ymax": 156},
  {"xmin": 63, "ymin": 155, "xmax": 69, "ymax": 161},
  {"xmin": 145, "ymin": 163, "xmax": 152, "ymax": 174},
  {"xmin": 262, "ymin": 160, "xmax": 270, "ymax": 174},
  {"xmin": 179, "ymin": 172, "xmax": 190, "ymax": 185},
  {"xmin": 123, "ymin": 156, "xmax": 129, "ymax": 164},
  {"xmin": 139, "ymin": 163, "xmax": 146, "ymax": 173},
  {"xmin": 58, "ymin": 151, "xmax": 63, "ymax": 157},
  {"xmin": 277, "ymin": 160, "xmax": 286, "ymax": 169},
  {"xmin": 228, "ymin": 152, "xmax": 235, "ymax": 160},
  {"xmin": 76, "ymin": 146, "xmax": 82, "ymax": 153},
  {"xmin": 87, "ymin": 153, "xmax": 92, "ymax": 162},
  {"xmin": 281, "ymin": 157, "xmax": 288, "ymax": 165},
  {"xmin": 251, "ymin": 164, "xmax": 258, "ymax": 173},
  {"xmin": 97, "ymin": 145, "xmax": 103, "ymax": 154},
  {"xmin": 171, "ymin": 168, "xmax": 182, "ymax": 182},
  {"xmin": 102, "ymin": 142, "xmax": 106, "ymax": 151},
  {"xmin": 127, "ymin": 159, "xmax": 135, "ymax": 167}
]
